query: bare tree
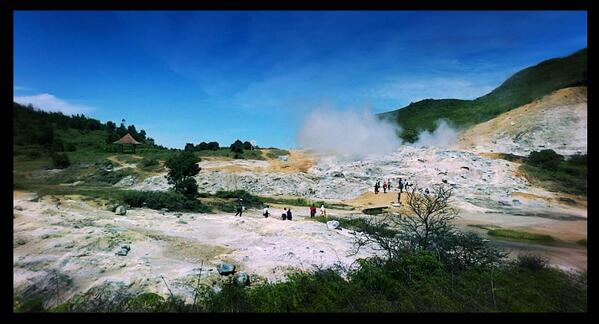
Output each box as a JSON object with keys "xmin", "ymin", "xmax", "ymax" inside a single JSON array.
[{"xmin": 351, "ymin": 183, "xmax": 505, "ymax": 269}]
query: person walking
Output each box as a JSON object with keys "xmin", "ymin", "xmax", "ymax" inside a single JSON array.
[
  {"xmin": 310, "ymin": 204, "xmax": 317, "ymax": 218},
  {"xmin": 263, "ymin": 205, "xmax": 270, "ymax": 218},
  {"xmin": 286, "ymin": 208, "xmax": 292, "ymax": 221},
  {"xmin": 374, "ymin": 181, "xmax": 379, "ymax": 194},
  {"xmin": 383, "ymin": 180, "xmax": 387, "ymax": 193},
  {"xmin": 282, "ymin": 208, "xmax": 288, "ymax": 220},
  {"xmin": 320, "ymin": 204, "xmax": 327, "ymax": 217},
  {"xmin": 235, "ymin": 198, "xmax": 244, "ymax": 217}
]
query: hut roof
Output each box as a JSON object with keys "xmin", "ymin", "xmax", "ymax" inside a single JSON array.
[{"xmin": 113, "ymin": 133, "xmax": 141, "ymax": 145}]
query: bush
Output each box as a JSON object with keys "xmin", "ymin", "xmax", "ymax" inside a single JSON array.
[
  {"xmin": 515, "ymin": 253, "xmax": 549, "ymax": 271},
  {"xmin": 25, "ymin": 151, "xmax": 42, "ymax": 160},
  {"xmin": 51, "ymin": 152, "xmax": 71, "ymax": 169},
  {"xmin": 214, "ymin": 190, "xmax": 263, "ymax": 208},
  {"xmin": 121, "ymin": 190, "xmax": 210, "ymax": 213},
  {"xmin": 64, "ymin": 143, "xmax": 77, "ymax": 152},
  {"xmin": 526, "ymin": 149, "xmax": 564, "ymax": 171}
]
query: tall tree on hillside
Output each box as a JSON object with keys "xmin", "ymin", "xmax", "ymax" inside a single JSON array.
[{"xmin": 165, "ymin": 151, "xmax": 201, "ymax": 199}]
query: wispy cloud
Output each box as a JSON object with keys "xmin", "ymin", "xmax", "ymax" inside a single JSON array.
[
  {"xmin": 374, "ymin": 77, "xmax": 496, "ymax": 106},
  {"xmin": 13, "ymin": 93, "xmax": 94, "ymax": 115},
  {"xmin": 13, "ymin": 85, "xmax": 30, "ymax": 91}
]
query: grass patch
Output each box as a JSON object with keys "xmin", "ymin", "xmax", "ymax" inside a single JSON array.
[
  {"xmin": 42, "ymin": 251, "xmax": 587, "ymax": 313},
  {"xmin": 576, "ymin": 239, "xmax": 587, "ymax": 247},
  {"xmin": 487, "ymin": 229, "xmax": 555, "ymax": 242},
  {"xmin": 265, "ymin": 148, "xmax": 290, "ymax": 159},
  {"xmin": 520, "ymin": 163, "xmax": 587, "ymax": 196}
]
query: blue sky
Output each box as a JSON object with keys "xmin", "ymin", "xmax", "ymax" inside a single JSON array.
[{"xmin": 14, "ymin": 11, "xmax": 587, "ymax": 149}]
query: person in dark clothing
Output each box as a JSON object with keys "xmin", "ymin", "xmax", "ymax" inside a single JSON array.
[
  {"xmin": 374, "ymin": 181, "xmax": 380, "ymax": 194},
  {"xmin": 235, "ymin": 198, "xmax": 243, "ymax": 217},
  {"xmin": 398, "ymin": 178, "xmax": 404, "ymax": 194},
  {"xmin": 310, "ymin": 204, "xmax": 317, "ymax": 218},
  {"xmin": 263, "ymin": 205, "xmax": 270, "ymax": 218},
  {"xmin": 282, "ymin": 208, "xmax": 287, "ymax": 220},
  {"xmin": 286, "ymin": 208, "xmax": 292, "ymax": 221}
]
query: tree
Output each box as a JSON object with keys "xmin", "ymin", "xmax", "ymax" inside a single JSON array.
[
  {"xmin": 127, "ymin": 125, "xmax": 138, "ymax": 138},
  {"xmin": 207, "ymin": 142, "xmax": 220, "ymax": 151},
  {"xmin": 164, "ymin": 151, "xmax": 201, "ymax": 199},
  {"xmin": 51, "ymin": 137, "xmax": 64, "ymax": 152},
  {"xmin": 230, "ymin": 140, "xmax": 244, "ymax": 153},
  {"xmin": 139, "ymin": 129, "xmax": 147, "ymax": 141},
  {"xmin": 351, "ymin": 183, "xmax": 505, "ymax": 269},
  {"xmin": 184, "ymin": 143, "xmax": 195, "ymax": 152},
  {"xmin": 106, "ymin": 121, "xmax": 116, "ymax": 132},
  {"xmin": 242, "ymin": 141, "xmax": 252, "ymax": 150},
  {"xmin": 196, "ymin": 142, "xmax": 209, "ymax": 151}
]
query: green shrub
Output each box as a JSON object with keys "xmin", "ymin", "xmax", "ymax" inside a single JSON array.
[
  {"xmin": 121, "ymin": 190, "xmax": 210, "ymax": 213},
  {"xmin": 214, "ymin": 190, "xmax": 263, "ymax": 208},
  {"xmin": 51, "ymin": 152, "xmax": 71, "ymax": 169},
  {"xmin": 527, "ymin": 149, "xmax": 564, "ymax": 170},
  {"xmin": 515, "ymin": 253, "xmax": 549, "ymax": 271}
]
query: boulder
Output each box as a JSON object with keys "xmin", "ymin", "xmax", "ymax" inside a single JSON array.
[
  {"xmin": 460, "ymin": 166, "xmax": 470, "ymax": 171},
  {"xmin": 115, "ymin": 205, "xmax": 127, "ymax": 215},
  {"xmin": 217, "ymin": 263, "xmax": 236, "ymax": 276},
  {"xmin": 14, "ymin": 206, "xmax": 24, "ymax": 211},
  {"xmin": 233, "ymin": 272, "xmax": 250, "ymax": 286},
  {"xmin": 326, "ymin": 220, "xmax": 340, "ymax": 230},
  {"xmin": 28, "ymin": 193, "xmax": 40, "ymax": 202},
  {"xmin": 116, "ymin": 244, "xmax": 131, "ymax": 256},
  {"xmin": 559, "ymin": 197, "xmax": 577, "ymax": 204},
  {"xmin": 177, "ymin": 220, "xmax": 188, "ymax": 224}
]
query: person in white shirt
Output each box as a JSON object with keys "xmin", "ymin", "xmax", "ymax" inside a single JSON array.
[
  {"xmin": 263, "ymin": 205, "xmax": 270, "ymax": 218},
  {"xmin": 320, "ymin": 204, "xmax": 327, "ymax": 217}
]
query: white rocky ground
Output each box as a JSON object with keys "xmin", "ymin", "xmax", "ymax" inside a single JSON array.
[
  {"xmin": 13, "ymin": 192, "xmax": 378, "ymax": 308},
  {"xmin": 458, "ymin": 87, "xmax": 587, "ymax": 156},
  {"xmin": 129, "ymin": 146, "xmax": 585, "ymax": 221}
]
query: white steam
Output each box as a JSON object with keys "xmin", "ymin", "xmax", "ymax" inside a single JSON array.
[
  {"xmin": 412, "ymin": 119, "xmax": 460, "ymax": 149},
  {"xmin": 297, "ymin": 107, "xmax": 402, "ymax": 158}
]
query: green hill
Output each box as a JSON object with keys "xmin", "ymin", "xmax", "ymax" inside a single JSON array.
[{"xmin": 378, "ymin": 48, "xmax": 587, "ymax": 142}]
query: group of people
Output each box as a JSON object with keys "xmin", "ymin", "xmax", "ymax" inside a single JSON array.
[
  {"xmin": 255, "ymin": 202, "xmax": 327, "ymax": 220},
  {"xmin": 373, "ymin": 178, "xmax": 414, "ymax": 204}
]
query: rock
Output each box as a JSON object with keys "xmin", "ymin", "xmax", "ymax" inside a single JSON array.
[
  {"xmin": 177, "ymin": 220, "xmax": 187, "ymax": 224},
  {"xmin": 417, "ymin": 158, "xmax": 425, "ymax": 163},
  {"xmin": 115, "ymin": 205, "xmax": 127, "ymax": 215},
  {"xmin": 160, "ymin": 208, "xmax": 169, "ymax": 213},
  {"xmin": 14, "ymin": 206, "xmax": 23, "ymax": 211},
  {"xmin": 174, "ymin": 213, "xmax": 182, "ymax": 218},
  {"xmin": 233, "ymin": 272, "xmax": 250, "ymax": 286},
  {"xmin": 460, "ymin": 166, "xmax": 470, "ymax": 171},
  {"xmin": 217, "ymin": 263, "xmax": 236, "ymax": 276},
  {"xmin": 28, "ymin": 193, "xmax": 40, "ymax": 202},
  {"xmin": 331, "ymin": 171, "xmax": 344, "ymax": 178},
  {"xmin": 559, "ymin": 197, "xmax": 577, "ymax": 204},
  {"xmin": 512, "ymin": 199, "xmax": 522, "ymax": 205},
  {"xmin": 326, "ymin": 220, "xmax": 340, "ymax": 230},
  {"xmin": 116, "ymin": 244, "xmax": 131, "ymax": 256}
]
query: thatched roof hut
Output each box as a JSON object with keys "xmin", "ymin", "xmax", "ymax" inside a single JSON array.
[{"xmin": 113, "ymin": 133, "xmax": 141, "ymax": 153}]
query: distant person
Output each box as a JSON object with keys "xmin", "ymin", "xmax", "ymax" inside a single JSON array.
[
  {"xmin": 387, "ymin": 179, "xmax": 392, "ymax": 191},
  {"xmin": 398, "ymin": 178, "xmax": 404, "ymax": 194},
  {"xmin": 320, "ymin": 204, "xmax": 327, "ymax": 217},
  {"xmin": 235, "ymin": 198, "xmax": 244, "ymax": 217},
  {"xmin": 282, "ymin": 208, "xmax": 288, "ymax": 220},
  {"xmin": 310, "ymin": 204, "xmax": 317, "ymax": 218},
  {"xmin": 263, "ymin": 205, "xmax": 270, "ymax": 218},
  {"xmin": 286, "ymin": 208, "xmax": 292, "ymax": 221},
  {"xmin": 374, "ymin": 181, "xmax": 379, "ymax": 194},
  {"xmin": 383, "ymin": 181, "xmax": 387, "ymax": 193}
]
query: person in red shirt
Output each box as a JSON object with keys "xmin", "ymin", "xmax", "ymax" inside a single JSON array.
[{"xmin": 310, "ymin": 204, "xmax": 317, "ymax": 218}]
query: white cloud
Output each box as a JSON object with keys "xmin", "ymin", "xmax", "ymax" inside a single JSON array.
[
  {"xmin": 374, "ymin": 77, "xmax": 495, "ymax": 105},
  {"xmin": 13, "ymin": 93, "xmax": 94, "ymax": 115}
]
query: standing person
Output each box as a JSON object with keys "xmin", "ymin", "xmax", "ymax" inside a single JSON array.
[
  {"xmin": 235, "ymin": 198, "xmax": 244, "ymax": 217},
  {"xmin": 374, "ymin": 181, "xmax": 379, "ymax": 194},
  {"xmin": 263, "ymin": 205, "xmax": 270, "ymax": 218},
  {"xmin": 286, "ymin": 208, "xmax": 292, "ymax": 221},
  {"xmin": 388, "ymin": 179, "xmax": 392, "ymax": 191},
  {"xmin": 397, "ymin": 178, "xmax": 404, "ymax": 203},
  {"xmin": 383, "ymin": 180, "xmax": 387, "ymax": 193},
  {"xmin": 282, "ymin": 208, "xmax": 288, "ymax": 220},
  {"xmin": 310, "ymin": 204, "xmax": 317, "ymax": 218},
  {"xmin": 320, "ymin": 204, "xmax": 327, "ymax": 217}
]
